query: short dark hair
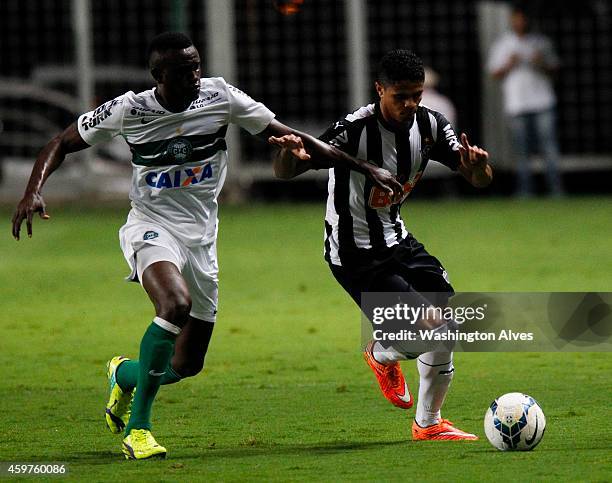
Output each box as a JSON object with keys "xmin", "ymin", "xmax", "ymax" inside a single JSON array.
[
  {"xmin": 147, "ymin": 31, "xmax": 194, "ymax": 67},
  {"xmin": 377, "ymin": 49, "xmax": 424, "ymax": 85}
]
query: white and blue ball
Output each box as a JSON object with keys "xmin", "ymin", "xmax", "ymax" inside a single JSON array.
[{"xmin": 484, "ymin": 392, "xmax": 546, "ymax": 451}]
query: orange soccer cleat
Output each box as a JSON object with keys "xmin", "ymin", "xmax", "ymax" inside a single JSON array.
[
  {"xmin": 412, "ymin": 419, "xmax": 479, "ymax": 441},
  {"xmin": 363, "ymin": 341, "xmax": 413, "ymax": 409}
]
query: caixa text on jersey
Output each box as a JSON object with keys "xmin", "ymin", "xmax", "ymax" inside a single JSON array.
[{"xmin": 145, "ymin": 164, "xmax": 213, "ymax": 189}]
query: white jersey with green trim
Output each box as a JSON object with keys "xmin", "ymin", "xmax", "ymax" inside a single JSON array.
[{"xmin": 77, "ymin": 77, "xmax": 275, "ymax": 246}]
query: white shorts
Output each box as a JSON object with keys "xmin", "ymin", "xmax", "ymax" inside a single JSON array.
[{"xmin": 119, "ymin": 216, "xmax": 219, "ymax": 323}]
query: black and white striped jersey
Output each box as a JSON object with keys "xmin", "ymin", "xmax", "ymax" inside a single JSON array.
[{"xmin": 320, "ymin": 102, "xmax": 461, "ymax": 269}]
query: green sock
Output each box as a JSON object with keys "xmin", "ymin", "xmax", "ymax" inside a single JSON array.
[
  {"xmin": 160, "ymin": 366, "xmax": 183, "ymax": 385},
  {"xmin": 124, "ymin": 320, "xmax": 178, "ymax": 435},
  {"xmin": 116, "ymin": 360, "xmax": 139, "ymax": 391},
  {"xmin": 117, "ymin": 358, "xmax": 182, "ymax": 391}
]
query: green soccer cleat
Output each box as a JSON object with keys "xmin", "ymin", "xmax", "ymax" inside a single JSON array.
[
  {"xmin": 105, "ymin": 356, "xmax": 134, "ymax": 434},
  {"xmin": 122, "ymin": 429, "xmax": 167, "ymax": 460}
]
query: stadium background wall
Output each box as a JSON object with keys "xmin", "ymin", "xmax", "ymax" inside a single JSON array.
[{"xmin": 0, "ymin": 0, "xmax": 610, "ymax": 201}]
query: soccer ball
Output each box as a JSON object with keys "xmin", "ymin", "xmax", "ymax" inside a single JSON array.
[{"xmin": 484, "ymin": 392, "xmax": 546, "ymax": 451}]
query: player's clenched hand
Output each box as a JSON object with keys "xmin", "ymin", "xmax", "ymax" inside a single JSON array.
[
  {"xmin": 268, "ymin": 134, "xmax": 311, "ymax": 161},
  {"xmin": 11, "ymin": 191, "xmax": 50, "ymax": 240},
  {"xmin": 458, "ymin": 133, "xmax": 489, "ymax": 172},
  {"xmin": 366, "ymin": 165, "xmax": 404, "ymax": 201}
]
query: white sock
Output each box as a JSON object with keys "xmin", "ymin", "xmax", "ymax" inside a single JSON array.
[
  {"xmin": 415, "ymin": 351, "xmax": 454, "ymax": 427},
  {"xmin": 153, "ymin": 316, "xmax": 182, "ymax": 335},
  {"xmin": 372, "ymin": 342, "xmax": 407, "ymax": 364}
]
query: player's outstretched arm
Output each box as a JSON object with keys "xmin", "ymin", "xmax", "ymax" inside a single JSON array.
[
  {"xmin": 12, "ymin": 122, "xmax": 89, "ymax": 240},
  {"xmin": 457, "ymin": 133, "xmax": 493, "ymax": 188},
  {"xmin": 262, "ymin": 120, "xmax": 403, "ymax": 198},
  {"xmin": 268, "ymin": 133, "xmax": 312, "ymax": 179}
]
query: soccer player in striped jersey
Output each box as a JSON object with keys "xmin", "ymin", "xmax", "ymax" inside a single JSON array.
[
  {"xmin": 11, "ymin": 32, "xmax": 403, "ymax": 460},
  {"xmin": 272, "ymin": 49, "xmax": 492, "ymax": 441}
]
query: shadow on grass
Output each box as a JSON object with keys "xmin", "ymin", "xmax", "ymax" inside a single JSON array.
[
  {"xmin": 179, "ymin": 438, "xmax": 409, "ymax": 460},
  {"xmin": 57, "ymin": 451, "xmax": 123, "ymax": 465},
  {"xmin": 50, "ymin": 439, "xmax": 409, "ymax": 464},
  {"xmin": 46, "ymin": 437, "xmax": 611, "ymax": 465}
]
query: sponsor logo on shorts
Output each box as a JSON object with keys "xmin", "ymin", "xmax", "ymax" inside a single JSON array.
[
  {"xmin": 442, "ymin": 270, "xmax": 450, "ymax": 284},
  {"xmin": 145, "ymin": 163, "xmax": 213, "ymax": 189},
  {"xmin": 143, "ymin": 231, "xmax": 159, "ymax": 241}
]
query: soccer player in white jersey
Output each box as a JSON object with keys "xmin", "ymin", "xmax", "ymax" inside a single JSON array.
[
  {"xmin": 11, "ymin": 32, "xmax": 403, "ymax": 460},
  {"xmin": 272, "ymin": 50, "xmax": 493, "ymax": 441}
]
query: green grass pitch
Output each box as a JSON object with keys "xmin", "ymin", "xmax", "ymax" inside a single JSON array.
[{"xmin": 1, "ymin": 198, "xmax": 610, "ymax": 481}]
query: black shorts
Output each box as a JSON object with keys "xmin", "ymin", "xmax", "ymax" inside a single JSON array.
[{"xmin": 329, "ymin": 233, "xmax": 454, "ymax": 308}]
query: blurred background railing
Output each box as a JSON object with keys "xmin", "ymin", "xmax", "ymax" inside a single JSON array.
[{"xmin": 1, "ymin": 0, "xmax": 610, "ymax": 202}]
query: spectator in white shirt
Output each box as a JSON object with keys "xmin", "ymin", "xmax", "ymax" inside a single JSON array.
[{"xmin": 488, "ymin": 5, "xmax": 564, "ymax": 197}]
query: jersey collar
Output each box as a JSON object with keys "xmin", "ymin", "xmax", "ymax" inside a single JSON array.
[{"xmin": 375, "ymin": 102, "xmax": 415, "ymax": 133}]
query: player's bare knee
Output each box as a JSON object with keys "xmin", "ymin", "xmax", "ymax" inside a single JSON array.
[{"xmin": 157, "ymin": 292, "xmax": 192, "ymax": 326}]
